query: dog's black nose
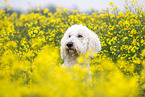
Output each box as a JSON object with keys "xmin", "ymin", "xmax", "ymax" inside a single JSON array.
[{"xmin": 67, "ymin": 42, "xmax": 73, "ymax": 48}]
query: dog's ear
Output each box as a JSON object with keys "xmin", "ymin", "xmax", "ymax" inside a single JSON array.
[{"xmin": 87, "ymin": 30, "xmax": 101, "ymax": 57}]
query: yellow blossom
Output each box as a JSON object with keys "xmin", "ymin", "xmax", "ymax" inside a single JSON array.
[{"xmin": 43, "ymin": 8, "xmax": 49, "ymax": 13}]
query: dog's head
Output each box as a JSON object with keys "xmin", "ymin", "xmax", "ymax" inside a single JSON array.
[{"xmin": 61, "ymin": 24, "xmax": 101, "ymax": 59}]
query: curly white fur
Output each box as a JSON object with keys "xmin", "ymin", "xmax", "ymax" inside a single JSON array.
[{"xmin": 61, "ymin": 24, "xmax": 101, "ymax": 67}]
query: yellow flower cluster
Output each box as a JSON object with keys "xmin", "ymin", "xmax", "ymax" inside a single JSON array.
[{"xmin": 0, "ymin": 0, "xmax": 145, "ymax": 96}]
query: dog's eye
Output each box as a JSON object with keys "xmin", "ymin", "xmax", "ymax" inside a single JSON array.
[
  {"xmin": 78, "ymin": 35, "xmax": 83, "ymax": 38},
  {"xmin": 68, "ymin": 35, "xmax": 71, "ymax": 38}
]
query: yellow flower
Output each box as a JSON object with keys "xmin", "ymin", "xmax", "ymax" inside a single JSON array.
[
  {"xmin": 109, "ymin": 2, "xmax": 114, "ymax": 6},
  {"xmin": 90, "ymin": 7, "xmax": 94, "ymax": 10},
  {"xmin": 141, "ymin": 49, "xmax": 145, "ymax": 57},
  {"xmin": 63, "ymin": 8, "xmax": 68, "ymax": 12},
  {"xmin": 77, "ymin": 55, "xmax": 84, "ymax": 63},
  {"xmin": 8, "ymin": 4, "xmax": 11, "ymax": 8},
  {"xmin": 43, "ymin": 8, "xmax": 49, "ymax": 13},
  {"xmin": 36, "ymin": 8, "xmax": 40, "ymax": 12}
]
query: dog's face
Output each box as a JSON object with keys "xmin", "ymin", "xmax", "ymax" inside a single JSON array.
[
  {"xmin": 61, "ymin": 25, "xmax": 101, "ymax": 59},
  {"xmin": 63, "ymin": 29, "xmax": 88, "ymax": 57}
]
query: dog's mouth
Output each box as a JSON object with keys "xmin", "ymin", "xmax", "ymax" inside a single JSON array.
[{"xmin": 65, "ymin": 47, "xmax": 79, "ymax": 57}]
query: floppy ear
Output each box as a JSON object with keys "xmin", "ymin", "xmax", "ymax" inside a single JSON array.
[{"xmin": 87, "ymin": 30, "xmax": 101, "ymax": 57}]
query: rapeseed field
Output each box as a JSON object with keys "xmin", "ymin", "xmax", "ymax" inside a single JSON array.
[{"xmin": 0, "ymin": 0, "xmax": 145, "ymax": 97}]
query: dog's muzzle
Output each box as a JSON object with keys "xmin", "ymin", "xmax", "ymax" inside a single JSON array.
[{"xmin": 65, "ymin": 41, "xmax": 78, "ymax": 57}]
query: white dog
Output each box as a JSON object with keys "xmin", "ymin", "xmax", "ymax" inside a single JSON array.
[{"xmin": 61, "ymin": 24, "xmax": 101, "ymax": 67}]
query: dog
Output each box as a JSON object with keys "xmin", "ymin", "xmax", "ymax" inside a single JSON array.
[{"xmin": 61, "ymin": 24, "xmax": 101, "ymax": 67}]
